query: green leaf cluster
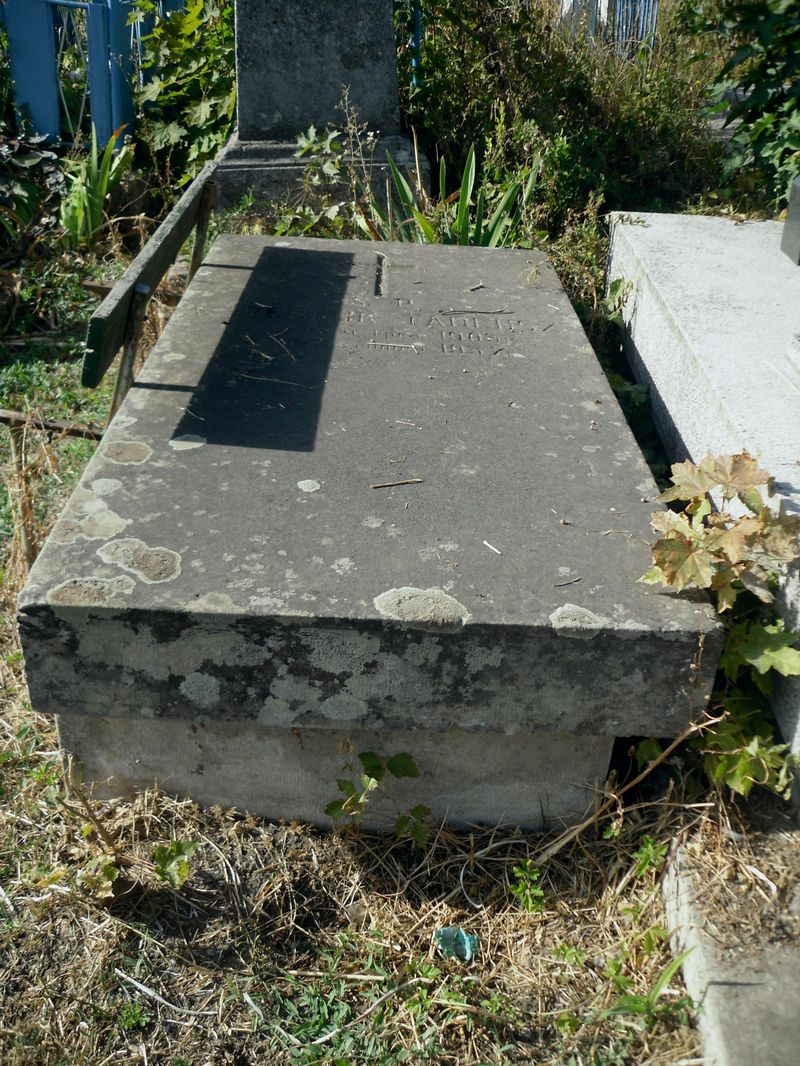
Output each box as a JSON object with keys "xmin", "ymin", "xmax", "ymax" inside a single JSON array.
[
  {"xmin": 361, "ymin": 144, "xmax": 539, "ymax": 247},
  {"xmin": 59, "ymin": 125, "xmax": 133, "ymax": 249},
  {"xmin": 631, "ymin": 836, "xmax": 668, "ymax": 877},
  {"xmin": 600, "ymin": 950, "xmax": 694, "ymax": 1029},
  {"xmin": 153, "ymin": 838, "xmax": 198, "ymax": 889},
  {"xmin": 699, "ymin": 0, "xmax": 800, "ymax": 207},
  {"xmin": 509, "ymin": 858, "xmax": 545, "ymax": 913},
  {"xmin": 325, "ymin": 751, "xmax": 431, "ymax": 846},
  {"xmin": 0, "ymin": 128, "xmax": 64, "ymax": 246},
  {"xmin": 131, "ymin": 0, "xmax": 235, "ymax": 189}
]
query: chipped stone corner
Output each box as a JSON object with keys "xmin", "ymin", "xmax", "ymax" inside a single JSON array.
[
  {"xmin": 549, "ymin": 603, "xmax": 609, "ymax": 639},
  {"xmin": 373, "ymin": 586, "xmax": 471, "ymax": 632}
]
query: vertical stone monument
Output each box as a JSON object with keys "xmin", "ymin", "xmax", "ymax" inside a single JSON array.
[{"xmin": 217, "ymin": 0, "xmax": 419, "ymax": 203}]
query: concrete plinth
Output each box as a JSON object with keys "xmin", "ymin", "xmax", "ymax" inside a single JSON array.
[
  {"xmin": 57, "ymin": 715, "xmax": 613, "ymax": 830},
  {"xmin": 214, "ymin": 135, "xmax": 423, "ymax": 210},
  {"xmin": 607, "ymin": 212, "xmax": 800, "ymax": 777},
  {"xmin": 18, "ymin": 237, "xmax": 720, "ymax": 827}
]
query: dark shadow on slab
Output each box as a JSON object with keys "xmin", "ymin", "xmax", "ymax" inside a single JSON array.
[{"xmin": 156, "ymin": 244, "xmax": 356, "ymax": 452}]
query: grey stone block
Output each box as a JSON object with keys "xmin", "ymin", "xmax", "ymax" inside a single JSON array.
[
  {"xmin": 57, "ymin": 714, "xmax": 614, "ymax": 830},
  {"xmin": 214, "ymin": 135, "xmax": 426, "ymax": 210},
  {"xmin": 235, "ymin": 0, "xmax": 400, "ymax": 141},
  {"xmin": 18, "ymin": 236, "xmax": 721, "ymax": 824}
]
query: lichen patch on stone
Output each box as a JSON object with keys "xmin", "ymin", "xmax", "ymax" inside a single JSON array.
[
  {"xmin": 549, "ymin": 603, "xmax": 609, "ymax": 639},
  {"xmin": 90, "ymin": 478, "xmax": 122, "ymax": 497},
  {"xmin": 374, "ymin": 586, "xmax": 471, "ymax": 631},
  {"xmin": 52, "ymin": 506, "xmax": 129, "ymax": 544},
  {"xmin": 48, "ymin": 575, "xmax": 135, "ymax": 607},
  {"xmin": 297, "ymin": 479, "xmax": 321, "ymax": 493},
  {"xmin": 179, "ymin": 671, "xmax": 220, "ymax": 708},
  {"xmin": 103, "ymin": 440, "xmax": 153, "ymax": 465},
  {"xmin": 97, "ymin": 538, "xmax": 181, "ymax": 584}
]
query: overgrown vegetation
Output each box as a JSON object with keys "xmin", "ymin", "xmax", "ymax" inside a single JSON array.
[
  {"xmin": 2, "ymin": 3, "xmax": 800, "ymax": 1063},
  {"xmin": 686, "ymin": 0, "xmax": 800, "ymax": 209},
  {"xmin": 130, "ymin": 0, "xmax": 236, "ymax": 190},
  {"xmin": 397, "ymin": 0, "xmax": 722, "ymax": 229},
  {"xmin": 640, "ymin": 452, "xmax": 800, "ymax": 800}
]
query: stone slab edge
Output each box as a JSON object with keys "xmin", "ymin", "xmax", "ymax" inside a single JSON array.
[
  {"xmin": 664, "ymin": 849, "xmax": 732, "ymax": 1066},
  {"xmin": 664, "ymin": 847, "xmax": 800, "ymax": 1066}
]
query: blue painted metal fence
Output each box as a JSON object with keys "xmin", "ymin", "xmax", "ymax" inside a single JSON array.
[{"xmin": 4, "ymin": 0, "xmax": 183, "ymax": 146}]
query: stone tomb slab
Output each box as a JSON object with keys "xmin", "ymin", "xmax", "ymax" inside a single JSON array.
[{"xmin": 17, "ymin": 237, "xmax": 721, "ymax": 828}]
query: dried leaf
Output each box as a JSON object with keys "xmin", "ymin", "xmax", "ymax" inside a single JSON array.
[
  {"xmin": 659, "ymin": 459, "xmax": 718, "ymax": 502},
  {"xmin": 651, "ymin": 535, "xmax": 716, "ymax": 590},
  {"xmin": 705, "ymin": 517, "xmax": 763, "ymax": 564},
  {"xmin": 708, "ymin": 452, "xmax": 771, "ymax": 496}
]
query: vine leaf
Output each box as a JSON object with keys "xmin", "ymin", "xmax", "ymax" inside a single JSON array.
[
  {"xmin": 386, "ymin": 752, "xmax": 420, "ymax": 779},
  {"xmin": 721, "ymin": 622, "xmax": 800, "ymax": 678},
  {"xmin": 708, "ymin": 452, "xmax": 771, "ymax": 497}
]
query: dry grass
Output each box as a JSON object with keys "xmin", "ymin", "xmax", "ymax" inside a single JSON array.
[{"xmin": 0, "ymin": 544, "xmax": 711, "ymax": 1065}]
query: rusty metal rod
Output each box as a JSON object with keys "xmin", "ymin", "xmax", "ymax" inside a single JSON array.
[{"xmin": 0, "ymin": 408, "xmax": 103, "ymax": 441}]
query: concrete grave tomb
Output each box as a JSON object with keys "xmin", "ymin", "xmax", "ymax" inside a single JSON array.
[{"xmin": 17, "ymin": 237, "xmax": 722, "ymax": 828}]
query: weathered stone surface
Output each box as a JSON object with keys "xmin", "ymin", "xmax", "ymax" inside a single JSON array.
[
  {"xmin": 18, "ymin": 236, "xmax": 720, "ymax": 744},
  {"xmin": 57, "ymin": 715, "xmax": 613, "ymax": 830},
  {"xmin": 235, "ymin": 0, "xmax": 399, "ymax": 140}
]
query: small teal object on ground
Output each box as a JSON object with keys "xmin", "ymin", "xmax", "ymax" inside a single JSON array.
[{"xmin": 435, "ymin": 927, "xmax": 480, "ymax": 962}]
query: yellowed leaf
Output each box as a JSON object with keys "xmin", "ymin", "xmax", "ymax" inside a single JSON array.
[
  {"xmin": 659, "ymin": 459, "xmax": 718, "ymax": 502},
  {"xmin": 652, "ymin": 535, "xmax": 716, "ymax": 590}
]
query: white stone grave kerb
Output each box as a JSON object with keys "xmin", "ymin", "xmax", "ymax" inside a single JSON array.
[{"xmin": 607, "ymin": 210, "xmax": 800, "ymax": 801}]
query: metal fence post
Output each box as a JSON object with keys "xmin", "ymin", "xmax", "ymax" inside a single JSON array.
[
  {"xmin": 108, "ymin": 0, "xmax": 136, "ymax": 142},
  {"xmin": 86, "ymin": 1, "xmax": 113, "ymax": 145},
  {"xmin": 5, "ymin": 0, "xmax": 61, "ymax": 140}
]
